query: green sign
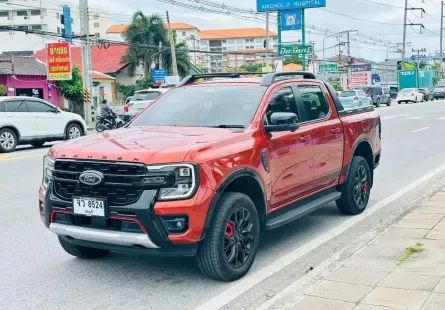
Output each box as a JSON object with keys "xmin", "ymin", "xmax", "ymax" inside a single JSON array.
[
  {"xmin": 318, "ymin": 63, "xmax": 338, "ymax": 73},
  {"xmin": 398, "ymin": 69, "xmax": 418, "ymax": 89},
  {"xmin": 278, "ymin": 44, "xmax": 313, "ymax": 56}
]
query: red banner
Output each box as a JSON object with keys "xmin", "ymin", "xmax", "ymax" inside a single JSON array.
[{"xmin": 46, "ymin": 42, "xmax": 72, "ymax": 81}]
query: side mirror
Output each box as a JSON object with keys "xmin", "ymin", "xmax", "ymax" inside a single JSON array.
[
  {"xmin": 53, "ymin": 108, "xmax": 60, "ymax": 113},
  {"xmin": 265, "ymin": 112, "xmax": 300, "ymax": 133}
]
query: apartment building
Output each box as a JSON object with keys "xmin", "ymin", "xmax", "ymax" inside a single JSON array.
[
  {"xmin": 106, "ymin": 22, "xmax": 277, "ymax": 72},
  {"xmin": 0, "ymin": 0, "xmax": 108, "ymax": 54}
]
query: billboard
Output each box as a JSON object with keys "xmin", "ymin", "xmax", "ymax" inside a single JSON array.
[
  {"xmin": 350, "ymin": 64, "xmax": 372, "ymax": 88},
  {"xmin": 280, "ymin": 9, "xmax": 301, "ymax": 31},
  {"xmin": 278, "ymin": 44, "xmax": 312, "ymax": 56},
  {"xmin": 398, "ymin": 69, "xmax": 418, "ymax": 89},
  {"xmin": 46, "ymin": 42, "xmax": 72, "ymax": 81},
  {"xmin": 257, "ymin": 0, "xmax": 326, "ymax": 12}
]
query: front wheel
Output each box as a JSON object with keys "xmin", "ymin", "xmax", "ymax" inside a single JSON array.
[
  {"xmin": 375, "ymin": 98, "xmax": 380, "ymax": 107},
  {"xmin": 336, "ymin": 156, "xmax": 372, "ymax": 215},
  {"xmin": 197, "ymin": 192, "xmax": 260, "ymax": 281},
  {"xmin": 66, "ymin": 123, "xmax": 82, "ymax": 140},
  {"xmin": 58, "ymin": 237, "xmax": 110, "ymax": 259},
  {"xmin": 387, "ymin": 99, "xmax": 391, "ymax": 106}
]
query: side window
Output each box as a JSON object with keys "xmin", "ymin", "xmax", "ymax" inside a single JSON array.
[
  {"xmin": 27, "ymin": 100, "xmax": 55, "ymax": 112},
  {"xmin": 298, "ymin": 85, "xmax": 330, "ymax": 122},
  {"xmin": 264, "ymin": 87, "xmax": 299, "ymax": 125},
  {"xmin": 0, "ymin": 101, "xmax": 4, "ymax": 113},
  {"xmin": 5, "ymin": 100, "xmax": 28, "ymax": 112}
]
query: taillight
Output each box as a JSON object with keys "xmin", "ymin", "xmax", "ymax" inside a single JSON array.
[
  {"xmin": 353, "ymin": 96, "xmax": 359, "ymax": 100},
  {"xmin": 411, "ymin": 93, "xmax": 414, "ymax": 96},
  {"xmin": 441, "ymin": 92, "xmax": 445, "ymax": 95}
]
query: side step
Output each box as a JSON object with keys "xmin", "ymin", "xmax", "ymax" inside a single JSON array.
[{"xmin": 265, "ymin": 191, "xmax": 342, "ymax": 230}]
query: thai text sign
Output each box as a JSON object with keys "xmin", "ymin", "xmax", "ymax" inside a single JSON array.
[
  {"xmin": 257, "ymin": 0, "xmax": 326, "ymax": 12},
  {"xmin": 47, "ymin": 42, "xmax": 72, "ymax": 81},
  {"xmin": 278, "ymin": 44, "xmax": 313, "ymax": 56}
]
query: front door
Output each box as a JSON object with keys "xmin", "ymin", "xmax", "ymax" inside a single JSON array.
[
  {"xmin": 297, "ymin": 84, "xmax": 344, "ymax": 190},
  {"xmin": 4, "ymin": 99, "xmax": 36, "ymax": 138},
  {"xmin": 264, "ymin": 85, "xmax": 314, "ymax": 210},
  {"xmin": 26, "ymin": 99, "xmax": 65, "ymax": 137}
]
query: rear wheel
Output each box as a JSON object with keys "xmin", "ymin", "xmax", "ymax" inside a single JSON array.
[
  {"xmin": 197, "ymin": 192, "xmax": 260, "ymax": 281},
  {"xmin": 336, "ymin": 156, "xmax": 371, "ymax": 215},
  {"xmin": 58, "ymin": 237, "xmax": 110, "ymax": 259},
  {"xmin": 375, "ymin": 98, "xmax": 381, "ymax": 107},
  {"xmin": 0, "ymin": 128, "xmax": 17, "ymax": 153},
  {"xmin": 387, "ymin": 99, "xmax": 391, "ymax": 106}
]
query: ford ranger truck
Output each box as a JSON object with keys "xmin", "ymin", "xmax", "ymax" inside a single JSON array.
[{"xmin": 39, "ymin": 72, "xmax": 381, "ymax": 282}]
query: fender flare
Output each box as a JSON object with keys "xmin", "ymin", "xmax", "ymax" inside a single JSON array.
[
  {"xmin": 344, "ymin": 137, "xmax": 374, "ymax": 184},
  {"xmin": 201, "ymin": 168, "xmax": 266, "ymax": 239},
  {"xmin": 64, "ymin": 120, "xmax": 85, "ymax": 138},
  {"xmin": 0, "ymin": 124, "xmax": 21, "ymax": 140}
]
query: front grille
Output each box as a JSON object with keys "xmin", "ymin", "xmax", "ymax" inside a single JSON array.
[{"xmin": 53, "ymin": 160, "xmax": 147, "ymax": 205}]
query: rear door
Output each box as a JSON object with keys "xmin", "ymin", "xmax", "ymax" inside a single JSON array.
[
  {"xmin": 26, "ymin": 99, "xmax": 65, "ymax": 137},
  {"xmin": 4, "ymin": 99, "xmax": 35, "ymax": 137},
  {"xmin": 264, "ymin": 85, "xmax": 314, "ymax": 209},
  {"xmin": 296, "ymin": 83, "xmax": 344, "ymax": 190}
]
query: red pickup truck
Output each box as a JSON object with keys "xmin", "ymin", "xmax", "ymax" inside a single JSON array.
[{"xmin": 39, "ymin": 72, "xmax": 381, "ymax": 281}]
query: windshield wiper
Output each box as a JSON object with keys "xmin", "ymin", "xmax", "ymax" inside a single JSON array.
[{"xmin": 206, "ymin": 125, "xmax": 245, "ymax": 129}]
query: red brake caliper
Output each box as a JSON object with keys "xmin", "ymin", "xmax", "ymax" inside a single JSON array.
[
  {"xmin": 362, "ymin": 184, "xmax": 368, "ymax": 193},
  {"xmin": 225, "ymin": 223, "xmax": 234, "ymax": 238}
]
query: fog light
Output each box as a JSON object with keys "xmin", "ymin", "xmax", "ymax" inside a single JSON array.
[{"xmin": 159, "ymin": 216, "xmax": 188, "ymax": 234}]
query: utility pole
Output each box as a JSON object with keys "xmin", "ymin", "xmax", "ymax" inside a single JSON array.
[
  {"xmin": 159, "ymin": 41, "xmax": 163, "ymax": 69},
  {"xmin": 402, "ymin": 1, "xmax": 425, "ymax": 64},
  {"xmin": 79, "ymin": 0, "xmax": 93, "ymax": 124},
  {"xmin": 347, "ymin": 31, "xmax": 351, "ymax": 90},
  {"xmin": 166, "ymin": 11, "xmax": 178, "ymax": 77},
  {"xmin": 265, "ymin": 12, "xmax": 270, "ymax": 69},
  {"xmin": 440, "ymin": 1, "xmax": 444, "ymax": 79},
  {"xmin": 412, "ymin": 47, "xmax": 427, "ymax": 87}
]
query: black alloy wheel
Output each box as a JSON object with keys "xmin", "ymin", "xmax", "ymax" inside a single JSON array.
[
  {"xmin": 224, "ymin": 207, "xmax": 255, "ymax": 269},
  {"xmin": 353, "ymin": 165, "xmax": 369, "ymax": 208}
]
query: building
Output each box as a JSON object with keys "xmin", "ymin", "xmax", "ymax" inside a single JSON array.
[
  {"xmin": 0, "ymin": 0, "xmax": 108, "ymax": 54},
  {"xmin": 105, "ymin": 23, "xmax": 277, "ymax": 72},
  {"xmin": 0, "ymin": 55, "xmax": 61, "ymax": 106},
  {"xmin": 34, "ymin": 44, "xmax": 143, "ymax": 103},
  {"xmin": 199, "ymin": 28, "xmax": 277, "ymax": 72}
]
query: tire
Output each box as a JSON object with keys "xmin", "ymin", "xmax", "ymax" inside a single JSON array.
[
  {"xmin": 0, "ymin": 128, "xmax": 18, "ymax": 153},
  {"xmin": 96, "ymin": 122, "xmax": 105, "ymax": 132},
  {"xmin": 66, "ymin": 123, "xmax": 82, "ymax": 140},
  {"xmin": 31, "ymin": 143, "xmax": 44, "ymax": 148},
  {"xmin": 375, "ymin": 98, "xmax": 380, "ymax": 107},
  {"xmin": 58, "ymin": 237, "xmax": 110, "ymax": 259},
  {"xmin": 197, "ymin": 192, "xmax": 260, "ymax": 281},
  {"xmin": 336, "ymin": 156, "xmax": 372, "ymax": 215},
  {"xmin": 398, "ymin": 101, "xmax": 402, "ymax": 104},
  {"xmin": 387, "ymin": 99, "xmax": 391, "ymax": 106}
]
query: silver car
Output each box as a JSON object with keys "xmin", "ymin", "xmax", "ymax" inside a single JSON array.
[{"xmin": 338, "ymin": 90, "xmax": 372, "ymax": 109}]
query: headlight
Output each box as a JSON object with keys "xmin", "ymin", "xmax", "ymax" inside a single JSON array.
[
  {"xmin": 42, "ymin": 155, "xmax": 55, "ymax": 189},
  {"xmin": 147, "ymin": 163, "xmax": 198, "ymax": 200}
]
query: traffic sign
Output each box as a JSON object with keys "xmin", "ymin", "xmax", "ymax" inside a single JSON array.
[
  {"xmin": 280, "ymin": 9, "xmax": 301, "ymax": 31},
  {"xmin": 83, "ymin": 89, "xmax": 91, "ymax": 104},
  {"xmin": 152, "ymin": 69, "xmax": 168, "ymax": 84},
  {"xmin": 318, "ymin": 63, "xmax": 338, "ymax": 73},
  {"xmin": 278, "ymin": 44, "xmax": 312, "ymax": 56},
  {"xmin": 257, "ymin": 0, "xmax": 326, "ymax": 12}
]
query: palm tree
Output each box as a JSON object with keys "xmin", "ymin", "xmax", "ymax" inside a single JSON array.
[
  {"xmin": 162, "ymin": 41, "xmax": 192, "ymax": 78},
  {"xmin": 121, "ymin": 11, "xmax": 167, "ymax": 76}
]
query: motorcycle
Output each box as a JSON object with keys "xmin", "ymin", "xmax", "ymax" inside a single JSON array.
[{"xmin": 95, "ymin": 113, "xmax": 124, "ymax": 132}]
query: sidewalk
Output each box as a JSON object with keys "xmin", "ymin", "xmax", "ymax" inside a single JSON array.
[{"xmin": 267, "ymin": 188, "xmax": 445, "ymax": 310}]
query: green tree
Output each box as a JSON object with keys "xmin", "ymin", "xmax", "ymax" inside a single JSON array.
[
  {"xmin": 117, "ymin": 84, "xmax": 137, "ymax": 99},
  {"xmin": 162, "ymin": 42, "xmax": 191, "ymax": 77},
  {"xmin": 56, "ymin": 66, "xmax": 84, "ymax": 116},
  {"xmin": 122, "ymin": 11, "xmax": 167, "ymax": 76},
  {"xmin": 239, "ymin": 63, "xmax": 263, "ymax": 73},
  {"xmin": 283, "ymin": 56, "xmax": 302, "ymax": 65},
  {"xmin": 328, "ymin": 77, "xmax": 343, "ymax": 91},
  {"xmin": 0, "ymin": 84, "xmax": 6, "ymax": 96}
]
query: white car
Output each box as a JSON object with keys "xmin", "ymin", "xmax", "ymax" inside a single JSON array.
[
  {"xmin": 0, "ymin": 96, "xmax": 87, "ymax": 152},
  {"xmin": 396, "ymin": 88, "xmax": 424, "ymax": 104},
  {"xmin": 127, "ymin": 88, "xmax": 170, "ymax": 114}
]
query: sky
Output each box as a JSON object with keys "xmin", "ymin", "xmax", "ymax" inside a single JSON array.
[{"xmin": 81, "ymin": 0, "xmax": 443, "ymax": 62}]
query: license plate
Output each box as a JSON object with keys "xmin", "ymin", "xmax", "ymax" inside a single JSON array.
[{"xmin": 73, "ymin": 197, "xmax": 106, "ymax": 217}]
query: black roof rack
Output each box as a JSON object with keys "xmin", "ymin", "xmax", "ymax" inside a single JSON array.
[
  {"xmin": 176, "ymin": 71, "xmax": 316, "ymax": 87},
  {"xmin": 260, "ymin": 71, "xmax": 316, "ymax": 86}
]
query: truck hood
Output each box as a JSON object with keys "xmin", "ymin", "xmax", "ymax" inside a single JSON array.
[{"xmin": 48, "ymin": 126, "xmax": 238, "ymax": 164}]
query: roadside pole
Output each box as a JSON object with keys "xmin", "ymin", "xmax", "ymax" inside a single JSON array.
[
  {"xmin": 301, "ymin": 9, "xmax": 306, "ymax": 71},
  {"xmin": 440, "ymin": 0, "xmax": 444, "ymax": 79},
  {"xmin": 166, "ymin": 11, "xmax": 178, "ymax": 77},
  {"xmin": 159, "ymin": 42, "xmax": 163, "ymax": 69},
  {"xmin": 79, "ymin": 0, "xmax": 93, "ymax": 124}
]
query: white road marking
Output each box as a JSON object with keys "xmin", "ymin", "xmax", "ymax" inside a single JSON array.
[
  {"xmin": 406, "ymin": 117, "xmax": 423, "ymax": 120},
  {"xmin": 381, "ymin": 116, "xmax": 397, "ymax": 119},
  {"xmin": 195, "ymin": 164, "xmax": 445, "ymax": 310},
  {"xmin": 411, "ymin": 127, "xmax": 430, "ymax": 133},
  {"xmin": 437, "ymin": 117, "xmax": 445, "ymax": 120}
]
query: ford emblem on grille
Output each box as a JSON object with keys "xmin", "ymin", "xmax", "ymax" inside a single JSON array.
[{"xmin": 79, "ymin": 170, "xmax": 104, "ymax": 186}]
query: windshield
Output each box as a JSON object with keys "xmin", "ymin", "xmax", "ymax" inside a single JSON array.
[
  {"xmin": 130, "ymin": 85, "xmax": 267, "ymax": 128},
  {"xmin": 339, "ymin": 91, "xmax": 356, "ymax": 97},
  {"xmin": 132, "ymin": 91, "xmax": 161, "ymax": 101}
]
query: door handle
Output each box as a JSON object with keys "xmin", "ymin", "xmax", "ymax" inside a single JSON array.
[
  {"xmin": 330, "ymin": 128, "xmax": 341, "ymax": 134},
  {"xmin": 300, "ymin": 135, "xmax": 311, "ymax": 142}
]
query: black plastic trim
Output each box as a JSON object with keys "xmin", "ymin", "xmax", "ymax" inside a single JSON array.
[
  {"xmin": 344, "ymin": 138, "xmax": 375, "ymax": 183},
  {"xmin": 201, "ymin": 168, "xmax": 266, "ymax": 239}
]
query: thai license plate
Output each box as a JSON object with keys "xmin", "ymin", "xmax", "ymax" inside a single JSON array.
[{"xmin": 73, "ymin": 197, "xmax": 106, "ymax": 217}]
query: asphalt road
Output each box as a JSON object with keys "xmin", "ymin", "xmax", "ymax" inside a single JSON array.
[{"xmin": 2, "ymin": 100, "xmax": 445, "ymax": 310}]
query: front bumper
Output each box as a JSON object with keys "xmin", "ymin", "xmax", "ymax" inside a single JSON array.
[{"xmin": 39, "ymin": 182, "xmax": 212, "ymax": 256}]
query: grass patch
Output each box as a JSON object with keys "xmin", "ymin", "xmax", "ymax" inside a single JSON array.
[{"xmin": 397, "ymin": 242, "xmax": 424, "ymax": 264}]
